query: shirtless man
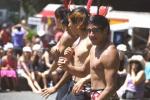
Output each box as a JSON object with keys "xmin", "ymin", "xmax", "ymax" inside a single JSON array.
[
  {"xmin": 59, "ymin": 15, "xmax": 120, "ymax": 100},
  {"xmin": 88, "ymin": 15, "xmax": 119, "ymax": 100},
  {"xmin": 41, "ymin": 6, "xmax": 78, "ymax": 98},
  {"xmin": 57, "ymin": 7, "xmax": 92, "ymax": 100}
]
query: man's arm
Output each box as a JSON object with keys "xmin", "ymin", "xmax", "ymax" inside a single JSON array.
[
  {"xmin": 97, "ymin": 48, "xmax": 119, "ymax": 100},
  {"xmin": 49, "ymin": 46, "xmax": 60, "ymax": 73},
  {"xmin": 72, "ymin": 74, "xmax": 91, "ymax": 94},
  {"xmin": 43, "ymin": 51, "xmax": 52, "ymax": 68},
  {"xmin": 41, "ymin": 71, "xmax": 71, "ymax": 98},
  {"xmin": 58, "ymin": 54, "xmax": 90, "ymax": 78},
  {"xmin": 67, "ymin": 55, "xmax": 90, "ymax": 77}
]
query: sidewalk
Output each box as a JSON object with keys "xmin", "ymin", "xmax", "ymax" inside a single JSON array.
[{"xmin": 0, "ymin": 91, "xmax": 57, "ymax": 100}]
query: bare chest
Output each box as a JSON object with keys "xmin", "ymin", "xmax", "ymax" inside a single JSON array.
[
  {"xmin": 90, "ymin": 49, "xmax": 104, "ymax": 70},
  {"xmin": 90, "ymin": 56, "xmax": 104, "ymax": 71},
  {"xmin": 74, "ymin": 40, "xmax": 90, "ymax": 62}
]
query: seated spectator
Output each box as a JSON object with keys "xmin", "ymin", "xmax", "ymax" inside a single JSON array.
[
  {"xmin": 17, "ymin": 46, "xmax": 40, "ymax": 93},
  {"xmin": 117, "ymin": 44, "xmax": 128, "ymax": 90},
  {"xmin": 0, "ymin": 43, "xmax": 18, "ymax": 91},
  {"xmin": 30, "ymin": 44, "xmax": 48, "ymax": 89},
  {"xmin": 118, "ymin": 55, "xmax": 145, "ymax": 100},
  {"xmin": 117, "ymin": 44, "xmax": 128, "ymax": 75},
  {"xmin": 11, "ymin": 24, "xmax": 27, "ymax": 58},
  {"xmin": 41, "ymin": 40, "xmax": 58, "ymax": 88}
]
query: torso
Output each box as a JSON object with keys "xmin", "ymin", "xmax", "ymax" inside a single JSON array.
[
  {"xmin": 90, "ymin": 43, "xmax": 119, "ymax": 90},
  {"xmin": 73, "ymin": 36, "xmax": 92, "ymax": 81}
]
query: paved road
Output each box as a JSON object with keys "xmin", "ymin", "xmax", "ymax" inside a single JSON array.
[{"xmin": 0, "ymin": 91, "xmax": 57, "ymax": 100}]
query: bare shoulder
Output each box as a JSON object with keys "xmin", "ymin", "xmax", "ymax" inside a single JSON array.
[
  {"xmin": 102, "ymin": 44, "xmax": 119, "ymax": 68},
  {"xmin": 104, "ymin": 44, "xmax": 118, "ymax": 57},
  {"xmin": 59, "ymin": 31, "xmax": 72, "ymax": 43},
  {"xmin": 18, "ymin": 56, "xmax": 24, "ymax": 62}
]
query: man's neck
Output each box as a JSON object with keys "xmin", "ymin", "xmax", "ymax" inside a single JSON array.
[
  {"xmin": 66, "ymin": 28, "xmax": 78, "ymax": 40},
  {"xmin": 96, "ymin": 40, "xmax": 111, "ymax": 50}
]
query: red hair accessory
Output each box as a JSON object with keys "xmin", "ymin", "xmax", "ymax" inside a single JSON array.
[
  {"xmin": 99, "ymin": 6, "xmax": 108, "ymax": 16},
  {"xmin": 86, "ymin": 0, "xmax": 93, "ymax": 13}
]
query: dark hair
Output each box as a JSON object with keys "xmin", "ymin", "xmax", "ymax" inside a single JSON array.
[
  {"xmin": 55, "ymin": 6, "xmax": 70, "ymax": 26},
  {"xmin": 143, "ymin": 48, "xmax": 150, "ymax": 61},
  {"xmin": 69, "ymin": 7, "xmax": 89, "ymax": 30},
  {"xmin": 88, "ymin": 15, "xmax": 110, "ymax": 33},
  {"xmin": 129, "ymin": 61, "xmax": 143, "ymax": 74}
]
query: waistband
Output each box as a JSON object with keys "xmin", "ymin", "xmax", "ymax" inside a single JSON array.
[{"xmin": 91, "ymin": 89, "xmax": 104, "ymax": 92}]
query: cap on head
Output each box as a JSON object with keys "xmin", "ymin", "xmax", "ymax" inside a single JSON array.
[
  {"xmin": 23, "ymin": 46, "xmax": 32, "ymax": 53},
  {"xmin": 32, "ymin": 44, "xmax": 41, "ymax": 51},
  {"xmin": 128, "ymin": 55, "xmax": 145, "ymax": 68},
  {"xmin": 117, "ymin": 44, "xmax": 127, "ymax": 52},
  {"xmin": 4, "ymin": 42, "xmax": 14, "ymax": 51}
]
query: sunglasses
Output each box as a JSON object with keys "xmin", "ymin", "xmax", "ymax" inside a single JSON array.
[{"xmin": 87, "ymin": 28, "xmax": 102, "ymax": 33}]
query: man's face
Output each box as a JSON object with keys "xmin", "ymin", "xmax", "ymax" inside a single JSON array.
[
  {"xmin": 87, "ymin": 24, "xmax": 106, "ymax": 45},
  {"xmin": 68, "ymin": 18, "xmax": 79, "ymax": 34}
]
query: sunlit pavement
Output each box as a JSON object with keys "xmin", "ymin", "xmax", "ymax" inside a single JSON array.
[{"xmin": 0, "ymin": 91, "xmax": 57, "ymax": 100}]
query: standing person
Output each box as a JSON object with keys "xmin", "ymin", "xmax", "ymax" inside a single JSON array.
[
  {"xmin": 0, "ymin": 23, "xmax": 11, "ymax": 46},
  {"xmin": 88, "ymin": 15, "xmax": 119, "ymax": 100},
  {"xmin": 48, "ymin": 5, "xmax": 78, "ymax": 74},
  {"xmin": 42, "ymin": 7, "xmax": 91, "ymax": 100},
  {"xmin": 57, "ymin": 7, "xmax": 92, "ymax": 100},
  {"xmin": 121, "ymin": 55, "xmax": 145, "ymax": 100},
  {"xmin": 41, "ymin": 5, "xmax": 79, "ymax": 98},
  {"xmin": 11, "ymin": 24, "xmax": 27, "ymax": 58}
]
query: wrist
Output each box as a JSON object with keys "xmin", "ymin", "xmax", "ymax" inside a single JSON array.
[{"xmin": 53, "ymin": 85, "xmax": 58, "ymax": 91}]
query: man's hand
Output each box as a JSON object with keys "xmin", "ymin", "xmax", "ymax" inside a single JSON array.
[
  {"xmin": 50, "ymin": 47, "xmax": 60, "ymax": 59},
  {"xmin": 64, "ymin": 47, "xmax": 74, "ymax": 60},
  {"xmin": 57, "ymin": 57, "xmax": 69, "ymax": 70},
  {"xmin": 41, "ymin": 87, "xmax": 56, "ymax": 99},
  {"xmin": 72, "ymin": 78, "xmax": 85, "ymax": 94}
]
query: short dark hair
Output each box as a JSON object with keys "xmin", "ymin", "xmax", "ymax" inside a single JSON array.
[
  {"xmin": 55, "ymin": 6, "xmax": 70, "ymax": 26},
  {"xmin": 88, "ymin": 15, "xmax": 110, "ymax": 33}
]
